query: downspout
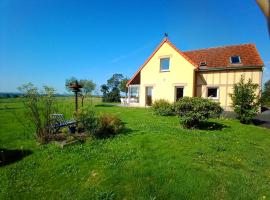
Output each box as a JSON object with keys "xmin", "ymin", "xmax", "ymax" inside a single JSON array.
[{"xmin": 193, "ymin": 69, "xmax": 197, "ymax": 97}]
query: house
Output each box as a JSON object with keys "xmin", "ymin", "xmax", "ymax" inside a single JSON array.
[{"xmin": 126, "ymin": 38, "xmax": 264, "ymax": 110}]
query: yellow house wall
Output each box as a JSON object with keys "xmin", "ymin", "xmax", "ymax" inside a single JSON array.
[
  {"xmin": 196, "ymin": 69, "xmax": 262, "ymax": 111},
  {"xmin": 139, "ymin": 42, "xmax": 195, "ymax": 106}
]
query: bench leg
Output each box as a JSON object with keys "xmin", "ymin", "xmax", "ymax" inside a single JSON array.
[{"xmin": 68, "ymin": 126, "xmax": 76, "ymax": 134}]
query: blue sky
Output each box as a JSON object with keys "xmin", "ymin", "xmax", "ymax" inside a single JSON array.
[{"xmin": 0, "ymin": 0, "xmax": 269, "ymax": 93}]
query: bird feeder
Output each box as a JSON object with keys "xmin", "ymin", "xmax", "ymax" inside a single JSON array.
[{"xmin": 67, "ymin": 80, "xmax": 82, "ymax": 112}]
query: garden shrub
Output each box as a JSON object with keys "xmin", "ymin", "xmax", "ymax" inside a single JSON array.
[
  {"xmin": 75, "ymin": 107, "xmax": 98, "ymax": 134},
  {"xmin": 230, "ymin": 75, "xmax": 259, "ymax": 124},
  {"xmin": 152, "ymin": 99, "xmax": 174, "ymax": 116},
  {"xmin": 95, "ymin": 114, "xmax": 124, "ymax": 138},
  {"xmin": 18, "ymin": 83, "xmax": 57, "ymax": 144},
  {"xmin": 174, "ymin": 97, "xmax": 223, "ymax": 129},
  {"xmin": 75, "ymin": 109, "xmax": 124, "ymax": 138}
]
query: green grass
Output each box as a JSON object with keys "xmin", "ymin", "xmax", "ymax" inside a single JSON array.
[{"xmin": 0, "ymin": 97, "xmax": 270, "ymax": 199}]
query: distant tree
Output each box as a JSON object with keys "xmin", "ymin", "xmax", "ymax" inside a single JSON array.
[
  {"xmin": 230, "ymin": 75, "xmax": 260, "ymax": 124},
  {"xmin": 100, "ymin": 84, "xmax": 109, "ymax": 102},
  {"xmin": 107, "ymin": 87, "xmax": 121, "ymax": 102},
  {"xmin": 65, "ymin": 77, "xmax": 96, "ymax": 106},
  {"xmin": 107, "ymin": 73, "xmax": 124, "ymax": 89},
  {"xmin": 120, "ymin": 77, "xmax": 129, "ymax": 97},
  {"xmin": 79, "ymin": 79, "xmax": 96, "ymax": 107},
  {"xmin": 101, "ymin": 73, "xmax": 125, "ymax": 102},
  {"xmin": 261, "ymin": 80, "xmax": 270, "ymax": 107}
]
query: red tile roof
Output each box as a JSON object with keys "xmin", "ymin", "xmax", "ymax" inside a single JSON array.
[
  {"xmin": 183, "ymin": 44, "xmax": 264, "ymax": 69},
  {"xmin": 127, "ymin": 39, "xmax": 264, "ymax": 86}
]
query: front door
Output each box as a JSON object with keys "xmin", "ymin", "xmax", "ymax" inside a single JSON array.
[
  {"xmin": 175, "ymin": 87, "xmax": 184, "ymax": 101},
  {"xmin": 145, "ymin": 87, "xmax": 153, "ymax": 106}
]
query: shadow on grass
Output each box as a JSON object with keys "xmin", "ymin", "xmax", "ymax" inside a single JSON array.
[
  {"xmin": 0, "ymin": 149, "xmax": 32, "ymax": 167},
  {"xmin": 252, "ymin": 119, "xmax": 270, "ymax": 129},
  {"xmin": 94, "ymin": 127, "xmax": 138, "ymax": 139},
  {"xmin": 121, "ymin": 127, "xmax": 138, "ymax": 135},
  {"xmin": 95, "ymin": 104, "xmax": 116, "ymax": 107},
  {"xmin": 0, "ymin": 107, "xmax": 22, "ymax": 110},
  {"xmin": 197, "ymin": 121, "xmax": 228, "ymax": 131}
]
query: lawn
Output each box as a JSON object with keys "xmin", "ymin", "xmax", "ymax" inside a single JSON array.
[{"xmin": 0, "ymin": 97, "xmax": 270, "ymax": 199}]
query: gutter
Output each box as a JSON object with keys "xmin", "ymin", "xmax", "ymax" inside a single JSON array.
[{"xmin": 197, "ymin": 66, "xmax": 264, "ymax": 72}]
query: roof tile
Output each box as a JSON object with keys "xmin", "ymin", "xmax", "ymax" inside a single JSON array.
[{"xmin": 183, "ymin": 44, "xmax": 264, "ymax": 68}]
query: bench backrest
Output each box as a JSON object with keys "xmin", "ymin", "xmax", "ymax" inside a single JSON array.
[{"xmin": 50, "ymin": 114, "xmax": 67, "ymax": 126}]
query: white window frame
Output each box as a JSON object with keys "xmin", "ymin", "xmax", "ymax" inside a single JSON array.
[
  {"xmin": 230, "ymin": 56, "xmax": 241, "ymax": 64},
  {"xmin": 160, "ymin": 57, "xmax": 170, "ymax": 72},
  {"xmin": 207, "ymin": 87, "xmax": 219, "ymax": 100},
  {"xmin": 128, "ymin": 85, "xmax": 140, "ymax": 103}
]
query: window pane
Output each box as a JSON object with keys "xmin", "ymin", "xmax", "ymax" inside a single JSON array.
[
  {"xmin": 130, "ymin": 86, "xmax": 139, "ymax": 103},
  {"xmin": 176, "ymin": 87, "xmax": 183, "ymax": 101},
  {"xmin": 231, "ymin": 56, "xmax": 240, "ymax": 64},
  {"xmin": 208, "ymin": 88, "xmax": 218, "ymax": 98},
  {"xmin": 160, "ymin": 58, "xmax": 170, "ymax": 71}
]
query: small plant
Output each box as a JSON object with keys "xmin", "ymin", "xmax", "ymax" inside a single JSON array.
[
  {"xmin": 18, "ymin": 83, "xmax": 57, "ymax": 144},
  {"xmin": 96, "ymin": 190, "xmax": 116, "ymax": 200},
  {"xmin": 74, "ymin": 107, "xmax": 98, "ymax": 134},
  {"xmin": 152, "ymin": 99, "xmax": 174, "ymax": 116},
  {"xmin": 230, "ymin": 75, "xmax": 260, "ymax": 124},
  {"xmin": 174, "ymin": 97, "xmax": 223, "ymax": 129},
  {"xmin": 95, "ymin": 114, "xmax": 124, "ymax": 138}
]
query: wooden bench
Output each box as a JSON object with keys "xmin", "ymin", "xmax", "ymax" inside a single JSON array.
[{"xmin": 49, "ymin": 114, "xmax": 76, "ymax": 134}]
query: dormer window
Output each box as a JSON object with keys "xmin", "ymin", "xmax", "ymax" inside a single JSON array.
[
  {"xmin": 230, "ymin": 56, "xmax": 241, "ymax": 64},
  {"xmin": 199, "ymin": 61, "xmax": 207, "ymax": 67},
  {"xmin": 160, "ymin": 58, "xmax": 170, "ymax": 72}
]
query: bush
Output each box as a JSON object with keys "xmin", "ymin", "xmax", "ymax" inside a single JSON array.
[
  {"xmin": 174, "ymin": 97, "xmax": 223, "ymax": 129},
  {"xmin": 75, "ymin": 109, "xmax": 124, "ymax": 138},
  {"xmin": 18, "ymin": 83, "xmax": 57, "ymax": 144},
  {"xmin": 74, "ymin": 107, "xmax": 98, "ymax": 134},
  {"xmin": 152, "ymin": 99, "xmax": 174, "ymax": 116},
  {"xmin": 230, "ymin": 75, "xmax": 259, "ymax": 124},
  {"xmin": 95, "ymin": 114, "xmax": 124, "ymax": 138}
]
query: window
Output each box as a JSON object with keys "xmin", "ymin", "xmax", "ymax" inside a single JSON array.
[
  {"xmin": 130, "ymin": 86, "xmax": 139, "ymax": 103},
  {"xmin": 199, "ymin": 61, "xmax": 207, "ymax": 67},
  {"xmin": 160, "ymin": 58, "xmax": 170, "ymax": 71},
  {"xmin": 207, "ymin": 87, "xmax": 219, "ymax": 99},
  {"xmin": 230, "ymin": 56, "xmax": 241, "ymax": 64},
  {"xmin": 175, "ymin": 87, "xmax": 184, "ymax": 101}
]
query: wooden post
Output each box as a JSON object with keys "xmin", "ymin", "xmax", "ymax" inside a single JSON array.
[{"xmin": 75, "ymin": 91, "xmax": 78, "ymax": 112}]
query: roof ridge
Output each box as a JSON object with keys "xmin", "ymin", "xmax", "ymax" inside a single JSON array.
[{"xmin": 183, "ymin": 43, "xmax": 255, "ymax": 52}]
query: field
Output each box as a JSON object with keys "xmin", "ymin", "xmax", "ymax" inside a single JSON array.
[{"xmin": 0, "ymin": 97, "xmax": 270, "ymax": 199}]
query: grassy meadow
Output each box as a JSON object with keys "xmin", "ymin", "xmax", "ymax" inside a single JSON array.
[{"xmin": 0, "ymin": 97, "xmax": 270, "ymax": 199}]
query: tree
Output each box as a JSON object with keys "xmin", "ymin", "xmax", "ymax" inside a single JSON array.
[
  {"xmin": 79, "ymin": 79, "xmax": 96, "ymax": 107},
  {"xmin": 120, "ymin": 77, "xmax": 129, "ymax": 97},
  {"xmin": 101, "ymin": 73, "xmax": 125, "ymax": 102},
  {"xmin": 100, "ymin": 84, "xmax": 109, "ymax": 102},
  {"xmin": 107, "ymin": 73, "xmax": 124, "ymax": 89},
  {"xmin": 261, "ymin": 80, "xmax": 270, "ymax": 107},
  {"xmin": 107, "ymin": 87, "xmax": 121, "ymax": 102},
  {"xmin": 230, "ymin": 75, "xmax": 260, "ymax": 124},
  {"xmin": 65, "ymin": 77, "xmax": 96, "ymax": 107}
]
